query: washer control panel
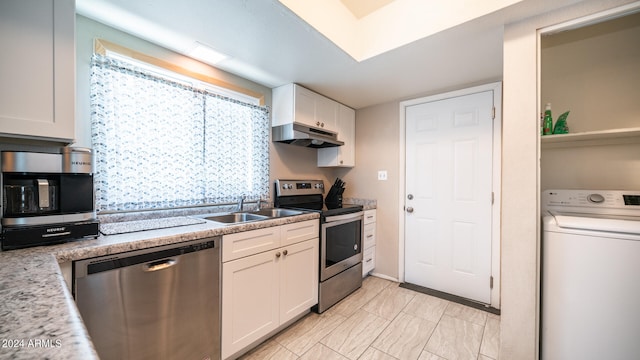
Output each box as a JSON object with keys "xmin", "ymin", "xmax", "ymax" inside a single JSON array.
[{"xmin": 542, "ymin": 189, "xmax": 640, "ymax": 216}]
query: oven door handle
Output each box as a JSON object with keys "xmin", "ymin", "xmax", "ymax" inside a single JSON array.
[{"xmin": 324, "ymin": 211, "xmax": 364, "ymax": 223}]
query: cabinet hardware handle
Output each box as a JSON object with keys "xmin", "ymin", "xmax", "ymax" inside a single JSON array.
[
  {"xmin": 366, "ymin": 259, "xmax": 372, "ymax": 263},
  {"xmin": 275, "ymin": 252, "xmax": 281, "ymax": 258},
  {"xmin": 321, "ymin": 122, "xmax": 325, "ymax": 127},
  {"xmin": 283, "ymin": 249, "xmax": 288, "ymax": 256},
  {"xmin": 367, "ymin": 216, "xmax": 374, "ymax": 219},
  {"xmin": 367, "ymin": 235, "xmax": 373, "ymax": 238},
  {"xmin": 316, "ymin": 121, "xmax": 320, "ymax": 126}
]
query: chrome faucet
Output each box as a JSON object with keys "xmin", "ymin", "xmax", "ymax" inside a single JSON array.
[
  {"xmin": 237, "ymin": 195, "xmax": 245, "ymax": 211},
  {"xmin": 256, "ymin": 197, "xmax": 262, "ymax": 210}
]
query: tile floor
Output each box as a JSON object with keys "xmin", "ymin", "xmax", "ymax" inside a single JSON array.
[{"xmin": 240, "ymin": 276, "xmax": 500, "ymax": 360}]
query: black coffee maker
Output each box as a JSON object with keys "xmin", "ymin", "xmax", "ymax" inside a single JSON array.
[{"xmin": 1, "ymin": 148, "xmax": 99, "ymax": 250}]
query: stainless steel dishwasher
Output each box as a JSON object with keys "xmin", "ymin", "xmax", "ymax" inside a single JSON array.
[{"xmin": 74, "ymin": 237, "xmax": 220, "ymax": 360}]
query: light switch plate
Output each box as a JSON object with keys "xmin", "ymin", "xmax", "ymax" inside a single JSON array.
[{"xmin": 377, "ymin": 170, "xmax": 388, "ymax": 181}]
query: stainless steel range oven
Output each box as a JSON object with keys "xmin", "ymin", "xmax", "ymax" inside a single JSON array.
[{"xmin": 275, "ymin": 179, "xmax": 363, "ymax": 313}]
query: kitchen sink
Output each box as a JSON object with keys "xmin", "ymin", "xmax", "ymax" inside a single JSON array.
[
  {"xmin": 204, "ymin": 213, "xmax": 269, "ymax": 224},
  {"xmin": 202, "ymin": 208, "xmax": 305, "ymax": 225},
  {"xmin": 252, "ymin": 208, "xmax": 304, "ymax": 218}
]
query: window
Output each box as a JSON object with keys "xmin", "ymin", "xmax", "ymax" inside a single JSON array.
[{"xmin": 90, "ymin": 53, "xmax": 270, "ymax": 212}]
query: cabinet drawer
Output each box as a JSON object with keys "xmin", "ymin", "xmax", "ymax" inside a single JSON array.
[
  {"xmin": 222, "ymin": 226, "xmax": 281, "ymax": 262},
  {"xmin": 280, "ymin": 220, "xmax": 319, "ymax": 247},
  {"xmin": 363, "ymin": 223, "xmax": 376, "ymax": 249},
  {"xmin": 364, "ymin": 209, "xmax": 376, "ymax": 225},
  {"xmin": 363, "ymin": 246, "xmax": 375, "ymax": 275}
]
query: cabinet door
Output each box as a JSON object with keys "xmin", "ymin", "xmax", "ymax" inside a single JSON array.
[
  {"xmin": 280, "ymin": 238, "xmax": 319, "ymax": 324},
  {"xmin": 315, "ymin": 95, "xmax": 338, "ymax": 132},
  {"xmin": 318, "ymin": 104, "xmax": 355, "ymax": 167},
  {"xmin": 222, "ymin": 250, "xmax": 279, "ymax": 359},
  {"xmin": 293, "ymin": 85, "xmax": 317, "ymax": 128},
  {"xmin": 0, "ymin": 0, "xmax": 75, "ymax": 142},
  {"xmin": 336, "ymin": 104, "xmax": 356, "ymax": 166}
]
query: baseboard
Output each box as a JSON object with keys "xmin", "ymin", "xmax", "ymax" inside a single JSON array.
[{"xmin": 368, "ymin": 272, "xmax": 399, "ymax": 282}]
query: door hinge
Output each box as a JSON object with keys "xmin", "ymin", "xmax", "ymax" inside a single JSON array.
[
  {"xmin": 492, "ymin": 106, "xmax": 496, "ymax": 120},
  {"xmin": 491, "ymin": 192, "xmax": 494, "ymax": 205},
  {"xmin": 490, "ymin": 276, "xmax": 494, "ymax": 289}
]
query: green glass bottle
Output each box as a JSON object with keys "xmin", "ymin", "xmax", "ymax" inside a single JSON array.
[{"xmin": 543, "ymin": 103, "xmax": 553, "ymax": 135}]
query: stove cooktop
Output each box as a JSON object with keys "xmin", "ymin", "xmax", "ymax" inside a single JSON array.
[{"xmin": 284, "ymin": 202, "xmax": 363, "ymax": 217}]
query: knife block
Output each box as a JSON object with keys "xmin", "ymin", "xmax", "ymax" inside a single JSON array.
[{"xmin": 324, "ymin": 193, "xmax": 342, "ymax": 207}]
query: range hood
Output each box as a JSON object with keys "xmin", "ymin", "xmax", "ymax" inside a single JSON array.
[{"xmin": 272, "ymin": 123, "xmax": 344, "ymax": 148}]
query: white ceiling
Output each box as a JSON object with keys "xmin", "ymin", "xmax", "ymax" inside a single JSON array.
[
  {"xmin": 279, "ymin": 0, "xmax": 523, "ymax": 61},
  {"xmin": 340, "ymin": 0, "xmax": 396, "ymax": 19},
  {"xmin": 76, "ymin": 0, "xmax": 584, "ymax": 109}
]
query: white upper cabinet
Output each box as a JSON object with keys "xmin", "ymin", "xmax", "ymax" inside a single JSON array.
[
  {"xmin": 272, "ymin": 83, "xmax": 338, "ymax": 133},
  {"xmin": 318, "ymin": 104, "xmax": 355, "ymax": 167},
  {"xmin": 0, "ymin": 0, "xmax": 75, "ymax": 142}
]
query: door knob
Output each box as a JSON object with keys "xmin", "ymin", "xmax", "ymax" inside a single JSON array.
[
  {"xmin": 283, "ymin": 249, "xmax": 288, "ymax": 256},
  {"xmin": 406, "ymin": 207, "xmax": 414, "ymax": 213},
  {"xmin": 275, "ymin": 252, "xmax": 281, "ymax": 258},
  {"xmin": 407, "ymin": 194, "xmax": 414, "ymax": 200}
]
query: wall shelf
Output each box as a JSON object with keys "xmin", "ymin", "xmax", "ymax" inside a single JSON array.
[{"xmin": 541, "ymin": 127, "xmax": 640, "ymax": 148}]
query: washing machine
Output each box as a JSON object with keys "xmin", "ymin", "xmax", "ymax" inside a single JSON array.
[{"xmin": 541, "ymin": 189, "xmax": 640, "ymax": 360}]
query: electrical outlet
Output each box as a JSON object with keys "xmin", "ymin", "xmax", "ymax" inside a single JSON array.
[{"xmin": 377, "ymin": 170, "xmax": 388, "ymax": 181}]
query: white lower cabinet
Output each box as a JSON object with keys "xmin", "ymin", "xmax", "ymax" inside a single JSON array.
[
  {"xmin": 362, "ymin": 209, "xmax": 377, "ymax": 276},
  {"xmin": 279, "ymin": 239, "xmax": 318, "ymax": 323},
  {"xmin": 222, "ymin": 249, "xmax": 279, "ymax": 359},
  {"xmin": 221, "ymin": 220, "xmax": 318, "ymax": 359}
]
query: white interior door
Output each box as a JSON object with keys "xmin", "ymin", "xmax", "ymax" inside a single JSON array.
[{"xmin": 404, "ymin": 89, "xmax": 494, "ymax": 304}]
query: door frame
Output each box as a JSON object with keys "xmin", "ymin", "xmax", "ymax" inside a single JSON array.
[{"xmin": 398, "ymin": 82, "xmax": 502, "ymax": 308}]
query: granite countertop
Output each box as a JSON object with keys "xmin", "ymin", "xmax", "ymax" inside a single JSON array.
[
  {"xmin": 344, "ymin": 197, "xmax": 377, "ymax": 210},
  {"xmin": 0, "ymin": 212, "xmax": 319, "ymax": 360}
]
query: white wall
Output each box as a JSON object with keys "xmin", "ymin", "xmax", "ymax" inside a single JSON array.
[
  {"xmin": 334, "ymin": 102, "xmax": 402, "ymax": 279},
  {"xmin": 541, "ymin": 12, "xmax": 640, "ymax": 133},
  {"xmin": 540, "ymin": 12, "xmax": 640, "ymax": 191},
  {"xmin": 501, "ymin": 1, "xmax": 638, "ymax": 359}
]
